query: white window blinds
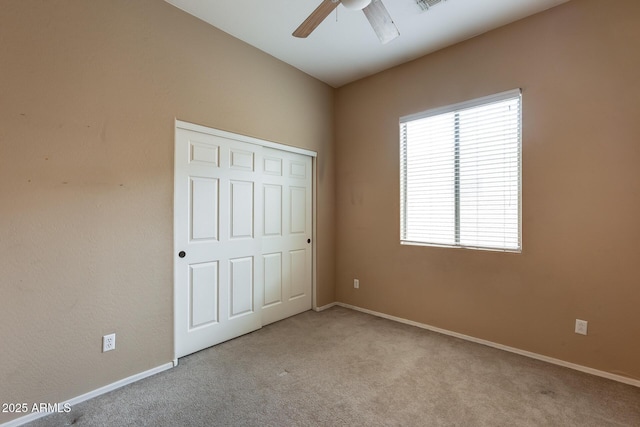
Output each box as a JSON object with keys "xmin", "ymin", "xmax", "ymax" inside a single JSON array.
[{"xmin": 400, "ymin": 89, "xmax": 522, "ymax": 252}]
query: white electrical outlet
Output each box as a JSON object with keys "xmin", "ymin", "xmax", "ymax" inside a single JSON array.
[
  {"xmin": 354, "ymin": 279, "xmax": 359, "ymax": 289},
  {"xmin": 103, "ymin": 333, "xmax": 116, "ymax": 352},
  {"xmin": 575, "ymin": 319, "xmax": 588, "ymax": 335}
]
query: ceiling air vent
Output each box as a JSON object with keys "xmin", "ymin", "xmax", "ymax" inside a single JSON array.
[{"xmin": 416, "ymin": 0, "xmax": 447, "ymax": 11}]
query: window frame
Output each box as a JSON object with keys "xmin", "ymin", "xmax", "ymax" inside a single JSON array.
[{"xmin": 400, "ymin": 89, "xmax": 522, "ymax": 253}]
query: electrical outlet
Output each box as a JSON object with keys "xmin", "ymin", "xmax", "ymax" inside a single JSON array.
[
  {"xmin": 354, "ymin": 279, "xmax": 359, "ymax": 289},
  {"xmin": 575, "ymin": 319, "xmax": 588, "ymax": 336},
  {"xmin": 103, "ymin": 333, "xmax": 116, "ymax": 352}
]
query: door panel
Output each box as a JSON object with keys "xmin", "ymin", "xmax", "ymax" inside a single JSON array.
[
  {"xmin": 263, "ymin": 185, "xmax": 282, "ymax": 236},
  {"xmin": 190, "ymin": 262, "xmax": 218, "ymax": 328},
  {"xmin": 190, "ymin": 177, "xmax": 218, "ymax": 241},
  {"xmin": 264, "ymin": 157, "xmax": 282, "ymax": 175},
  {"xmin": 229, "ymin": 256, "xmax": 254, "ymax": 317},
  {"xmin": 175, "ymin": 129, "xmax": 262, "ymax": 358},
  {"xmin": 290, "ymin": 187, "xmax": 307, "ymax": 234},
  {"xmin": 290, "ymin": 161, "xmax": 307, "ymax": 179},
  {"xmin": 289, "ymin": 249, "xmax": 307, "ymax": 299},
  {"xmin": 263, "ymin": 253, "xmax": 282, "ymax": 306},
  {"xmin": 230, "ymin": 149, "xmax": 255, "ymax": 171},
  {"xmin": 230, "ymin": 181, "xmax": 254, "ymax": 239},
  {"xmin": 189, "ymin": 139, "xmax": 219, "ymax": 166},
  {"xmin": 261, "ymin": 148, "xmax": 312, "ymax": 326}
]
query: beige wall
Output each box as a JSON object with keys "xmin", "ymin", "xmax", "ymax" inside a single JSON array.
[
  {"xmin": 335, "ymin": 0, "xmax": 640, "ymax": 381},
  {"xmin": 0, "ymin": 0, "xmax": 334, "ymax": 422}
]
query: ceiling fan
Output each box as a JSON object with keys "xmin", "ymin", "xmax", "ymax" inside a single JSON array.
[{"xmin": 293, "ymin": 0, "xmax": 400, "ymax": 44}]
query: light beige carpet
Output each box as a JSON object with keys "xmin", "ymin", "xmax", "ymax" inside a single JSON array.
[{"xmin": 27, "ymin": 306, "xmax": 640, "ymax": 426}]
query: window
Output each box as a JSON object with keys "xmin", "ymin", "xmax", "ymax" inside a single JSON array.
[{"xmin": 400, "ymin": 89, "xmax": 521, "ymax": 252}]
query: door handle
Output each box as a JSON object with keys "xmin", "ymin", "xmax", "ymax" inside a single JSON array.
[{"xmin": 178, "ymin": 251, "xmax": 186, "ymax": 258}]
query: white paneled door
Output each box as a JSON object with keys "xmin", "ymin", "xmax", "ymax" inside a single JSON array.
[
  {"xmin": 174, "ymin": 123, "xmax": 313, "ymax": 359},
  {"xmin": 261, "ymin": 147, "xmax": 313, "ymax": 326}
]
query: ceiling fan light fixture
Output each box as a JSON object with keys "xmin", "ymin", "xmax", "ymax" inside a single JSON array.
[
  {"xmin": 293, "ymin": 0, "xmax": 398, "ymax": 44},
  {"xmin": 341, "ymin": 0, "xmax": 372, "ymax": 11}
]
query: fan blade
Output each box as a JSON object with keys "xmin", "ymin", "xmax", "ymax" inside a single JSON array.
[
  {"xmin": 362, "ymin": 0, "xmax": 399, "ymax": 44},
  {"xmin": 293, "ymin": 0, "xmax": 339, "ymax": 38}
]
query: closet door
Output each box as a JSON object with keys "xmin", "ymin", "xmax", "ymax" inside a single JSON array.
[
  {"xmin": 174, "ymin": 126, "xmax": 313, "ymax": 358},
  {"xmin": 261, "ymin": 147, "xmax": 312, "ymax": 326}
]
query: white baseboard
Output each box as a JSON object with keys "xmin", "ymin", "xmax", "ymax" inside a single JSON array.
[
  {"xmin": 2, "ymin": 362, "xmax": 174, "ymax": 427},
  {"xmin": 314, "ymin": 302, "xmax": 338, "ymax": 312},
  {"xmin": 335, "ymin": 302, "xmax": 640, "ymax": 388}
]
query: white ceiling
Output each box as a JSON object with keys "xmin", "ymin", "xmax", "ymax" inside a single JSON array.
[{"xmin": 165, "ymin": 0, "xmax": 569, "ymax": 88}]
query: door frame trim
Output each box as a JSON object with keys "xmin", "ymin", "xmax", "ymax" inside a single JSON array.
[
  {"xmin": 173, "ymin": 119, "xmax": 318, "ymax": 360},
  {"xmin": 175, "ymin": 120, "xmax": 318, "ymax": 157}
]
